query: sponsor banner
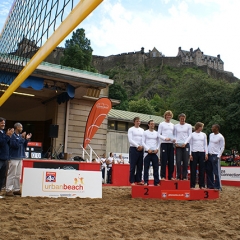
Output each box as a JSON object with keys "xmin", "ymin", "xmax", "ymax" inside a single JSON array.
[
  {"xmin": 22, "ymin": 168, "xmax": 102, "ymax": 198},
  {"xmin": 113, "ymin": 153, "xmax": 129, "ymax": 164},
  {"xmin": 161, "ymin": 190, "xmax": 191, "ymax": 200},
  {"xmin": 221, "ymin": 167, "xmax": 240, "ymax": 181},
  {"xmin": 83, "ymin": 97, "xmax": 112, "ymax": 149}
]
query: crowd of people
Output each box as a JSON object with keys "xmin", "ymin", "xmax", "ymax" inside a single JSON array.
[
  {"xmin": 0, "ymin": 111, "xmax": 224, "ymax": 192},
  {"xmin": 128, "ymin": 111, "xmax": 225, "ymax": 190},
  {"xmin": 0, "ymin": 117, "xmax": 32, "ymax": 197},
  {"xmin": 98, "ymin": 152, "xmax": 126, "ymax": 184}
]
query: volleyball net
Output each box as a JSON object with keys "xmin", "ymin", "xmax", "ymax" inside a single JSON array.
[{"xmin": 0, "ymin": 0, "xmax": 103, "ymax": 106}]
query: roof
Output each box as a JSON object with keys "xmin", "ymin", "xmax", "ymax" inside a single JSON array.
[
  {"xmin": 178, "ymin": 48, "xmax": 223, "ymax": 62},
  {"xmin": 108, "ymin": 109, "xmax": 179, "ymax": 125}
]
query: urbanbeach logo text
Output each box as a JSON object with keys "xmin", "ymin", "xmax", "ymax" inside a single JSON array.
[{"xmin": 43, "ymin": 172, "xmax": 84, "ymax": 192}]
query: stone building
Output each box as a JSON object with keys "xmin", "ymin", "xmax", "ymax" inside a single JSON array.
[
  {"xmin": 13, "ymin": 39, "xmax": 237, "ymax": 82},
  {"xmin": 177, "ymin": 47, "xmax": 224, "ymax": 71}
]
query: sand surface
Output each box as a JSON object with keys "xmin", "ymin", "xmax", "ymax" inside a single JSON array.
[{"xmin": 0, "ymin": 186, "xmax": 239, "ymax": 240}]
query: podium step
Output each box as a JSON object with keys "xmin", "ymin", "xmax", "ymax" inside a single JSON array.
[
  {"xmin": 190, "ymin": 188, "xmax": 220, "ymax": 200},
  {"xmin": 132, "ymin": 185, "xmax": 161, "ymax": 199},
  {"xmin": 131, "ymin": 181, "xmax": 219, "ymax": 200},
  {"xmin": 160, "ymin": 179, "xmax": 190, "ymax": 190}
]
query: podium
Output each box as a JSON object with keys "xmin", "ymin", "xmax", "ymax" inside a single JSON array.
[{"xmin": 132, "ymin": 180, "xmax": 219, "ymax": 200}]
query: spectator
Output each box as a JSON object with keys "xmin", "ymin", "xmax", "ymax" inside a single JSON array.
[
  {"xmin": 100, "ymin": 153, "xmax": 107, "ymax": 183},
  {"xmin": 106, "ymin": 152, "xmax": 115, "ymax": 184},
  {"xmin": 0, "ymin": 117, "xmax": 14, "ymax": 197},
  {"xmin": 118, "ymin": 154, "xmax": 124, "ymax": 164},
  {"xmin": 6, "ymin": 122, "xmax": 32, "ymax": 196}
]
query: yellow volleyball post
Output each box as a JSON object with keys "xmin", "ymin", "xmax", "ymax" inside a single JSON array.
[{"xmin": 0, "ymin": 0, "xmax": 103, "ymax": 106}]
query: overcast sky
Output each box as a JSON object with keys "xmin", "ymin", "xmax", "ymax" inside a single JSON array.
[{"xmin": 0, "ymin": 0, "xmax": 240, "ymax": 78}]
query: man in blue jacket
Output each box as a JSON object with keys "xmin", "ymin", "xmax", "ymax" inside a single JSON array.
[
  {"xmin": 0, "ymin": 117, "xmax": 14, "ymax": 197},
  {"xmin": 5, "ymin": 122, "xmax": 32, "ymax": 196}
]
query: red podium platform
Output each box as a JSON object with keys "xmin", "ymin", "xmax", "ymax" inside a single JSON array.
[
  {"xmin": 111, "ymin": 164, "xmax": 131, "ymax": 186},
  {"xmin": 131, "ymin": 180, "xmax": 219, "ymax": 200}
]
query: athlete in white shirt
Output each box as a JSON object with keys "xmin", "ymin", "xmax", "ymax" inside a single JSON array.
[
  {"xmin": 189, "ymin": 122, "xmax": 208, "ymax": 189},
  {"xmin": 206, "ymin": 124, "xmax": 225, "ymax": 190},
  {"xmin": 174, "ymin": 113, "xmax": 192, "ymax": 180},
  {"xmin": 142, "ymin": 120, "xmax": 161, "ymax": 186},
  {"xmin": 128, "ymin": 117, "xmax": 144, "ymax": 185},
  {"xmin": 158, "ymin": 110, "xmax": 175, "ymax": 180}
]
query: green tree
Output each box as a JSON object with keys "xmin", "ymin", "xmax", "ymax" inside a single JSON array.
[
  {"xmin": 225, "ymin": 82, "xmax": 240, "ymax": 150},
  {"xmin": 171, "ymin": 75, "xmax": 236, "ymax": 149},
  {"xmin": 171, "ymin": 77, "xmax": 232, "ymax": 125},
  {"xmin": 109, "ymin": 83, "xmax": 128, "ymax": 110},
  {"xmin": 60, "ymin": 28, "xmax": 96, "ymax": 72},
  {"xmin": 128, "ymin": 98, "xmax": 155, "ymax": 114},
  {"xmin": 149, "ymin": 93, "xmax": 172, "ymax": 116}
]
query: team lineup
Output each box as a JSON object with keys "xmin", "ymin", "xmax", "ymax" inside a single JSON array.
[{"xmin": 128, "ymin": 110, "xmax": 225, "ymax": 190}]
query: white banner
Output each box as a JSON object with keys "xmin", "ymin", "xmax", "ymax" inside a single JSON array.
[
  {"xmin": 22, "ymin": 168, "xmax": 102, "ymax": 198},
  {"xmin": 221, "ymin": 167, "xmax": 240, "ymax": 181},
  {"xmin": 113, "ymin": 153, "xmax": 129, "ymax": 164}
]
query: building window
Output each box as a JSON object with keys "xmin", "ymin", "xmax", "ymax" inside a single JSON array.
[
  {"xmin": 117, "ymin": 121, "xmax": 127, "ymax": 131},
  {"xmin": 127, "ymin": 122, "xmax": 134, "ymax": 129},
  {"xmin": 108, "ymin": 120, "xmax": 115, "ymax": 130}
]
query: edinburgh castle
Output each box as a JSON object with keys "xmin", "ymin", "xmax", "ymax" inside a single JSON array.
[{"xmin": 14, "ymin": 38, "xmax": 239, "ymax": 83}]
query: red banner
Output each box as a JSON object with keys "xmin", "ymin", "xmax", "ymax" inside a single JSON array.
[{"xmin": 83, "ymin": 97, "xmax": 112, "ymax": 149}]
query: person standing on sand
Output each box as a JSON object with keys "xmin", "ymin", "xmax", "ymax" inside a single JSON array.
[
  {"xmin": 0, "ymin": 117, "xmax": 14, "ymax": 197},
  {"xmin": 5, "ymin": 122, "xmax": 32, "ymax": 196},
  {"xmin": 128, "ymin": 117, "xmax": 144, "ymax": 185}
]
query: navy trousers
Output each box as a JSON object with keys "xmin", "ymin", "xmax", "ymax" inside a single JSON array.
[
  {"xmin": 144, "ymin": 153, "xmax": 159, "ymax": 185},
  {"xmin": 160, "ymin": 143, "xmax": 174, "ymax": 180},
  {"xmin": 0, "ymin": 160, "xmax": 8, "ymax": 191},
  {"xmin": 205, "ymin": 154, "xmax": 222, "ymax": 190},
  {"xmin": 129, "ymin": 147, "xmax": 143, "ymax": 183},
  {"xmin": 190, "ymin": 152, "xmax": 205, "ymax": 188}
]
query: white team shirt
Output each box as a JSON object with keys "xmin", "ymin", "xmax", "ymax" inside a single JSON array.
[
  {"xmin": 142, "ymin": 130, "xmax": 161, "ymax": 152},
  {"xmin": 208, "ymin": 133, "xmax": 225, "ymax": 157},
  {"xmin": 174, "ymin": 123, "xmax": 192, "ymax": 144},
  {"xmin": 189, "ymin": 132, "xmax": 208, "ymax": 154},
  {"xmin": 128, "ymin": 126, "xmax": 144, "ymax": 147},
  {"xmin": 158, "ymin": 121, "xmax": 175, "ymax": 143}
]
